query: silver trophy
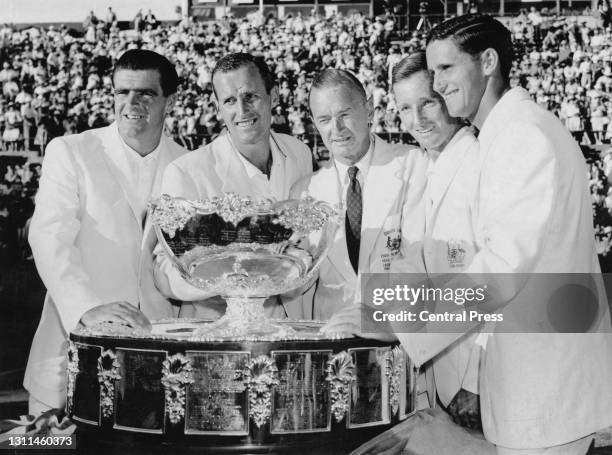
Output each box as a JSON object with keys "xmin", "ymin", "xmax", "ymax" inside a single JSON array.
[{"xmin": 150, "ymin": 193, "xmax": 340, "ymax": 340}]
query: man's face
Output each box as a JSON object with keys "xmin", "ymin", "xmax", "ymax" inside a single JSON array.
[
  {"xmin": 393, "ymin": 71, "xmax": 459, "ymax": 152},
  {"xmin": 426, "ymin": 38, "xmax": 486, "ymax": 121},
  {"xmin": 309, "ymin": 84, "xmax": 372, "ymax": 165},
  {"xmin": 213, "ymin": 64, "xmax": 275, "ymax": 147},
  {"xmin": 113, "ymin": 69, "xmax": 173, "ymax": 143}
]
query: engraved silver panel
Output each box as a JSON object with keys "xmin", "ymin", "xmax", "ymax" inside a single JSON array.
[
  {"xmin": 346, "ymin": 347, "xmax": 391, "ymax": 429},
  {"xmin": 184, "ymin": 351, "xmax": 250, "ymax": 435},
  {"xmin": 270, "ymin": 350, "xmax": 332, "ymax": 434}
]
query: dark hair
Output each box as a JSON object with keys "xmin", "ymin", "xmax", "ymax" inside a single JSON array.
[
  {"xmin": 113, "ymin": 49, "xmax": 179, "ymax": 96},
  {"xmin": 309, "ymin": 68, "xmax": 367, "ymax": 106},
  {"xmin": 427, "ymin": 14, "xmax": 513, "ymax": 85},
  {"xmin": 391, "ymin": 51, "xmax": 429, "ymax": 87},
  {"xmin": 211, "ymin": 53, "xmax": 275, "ymax": 95}
]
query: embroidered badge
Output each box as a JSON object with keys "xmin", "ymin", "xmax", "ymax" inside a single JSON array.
[
  {"xmin": 447, "ymin": 240, "xmax": 466, "ymax": 268},
  {"xmin": 386, "ymin": 235, "xmax": 401, "ymax": 254}
]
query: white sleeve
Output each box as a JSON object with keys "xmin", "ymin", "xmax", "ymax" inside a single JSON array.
[{"xmin": 28, "ymin": 138, "xmax": 104, "ymax": 333}]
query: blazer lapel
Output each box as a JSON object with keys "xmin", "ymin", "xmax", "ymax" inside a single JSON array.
[
  {"xmin": 142, "ymin": 135, "xmax": 178, "ymax": 249},
  {"xmin": 269, "ymin": 131, "xmax": 290, "ymax": 199},
  {"xmin": 98, "ymin": 124, "xmax": 141, "ymax": 229},
  {"xmin": 360, "ymin": 137, "xmax": 403, "ymax": 270},
  {"xmin": 308, "ymin": 165, "xmax": 355, "ymax": 285}
]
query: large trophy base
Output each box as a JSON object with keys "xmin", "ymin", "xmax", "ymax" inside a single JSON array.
[{"xmin": 68, "ymin": 320, "xmax": 417, "ymax": 454}]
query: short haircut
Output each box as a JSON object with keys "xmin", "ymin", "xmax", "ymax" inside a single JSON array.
[
  {"xmin": 427, "ymin": 14, "xmax": 514, "ymax": 85},
  {"xmin": 391, "ymin": 51, "xmax": 429, "ymax": 87},
  {"xmin": 113, "ymin": 49, "xmax": 179, "ymax": 96},
  {"xmin": 309, "ymin": 68, "xmax": 367, "ymax": 106},
  {"xmin": 211, "ymin": 53, "xmax": 275, "ymax": 96}
]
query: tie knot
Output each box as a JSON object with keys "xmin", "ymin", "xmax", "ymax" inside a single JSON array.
[{"xmin": 348, "ymin": 166, "xmax": 359, "ymax": 180}]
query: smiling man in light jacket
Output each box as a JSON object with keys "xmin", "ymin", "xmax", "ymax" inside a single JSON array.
[
  {"xmin": 24, "ymin": 50, "xmax": 187, "ymax": 414},
  {"xmin": 404, "ymin": 14, "xmax": 612, "ymax": 454},
  {"xmin": 153, "ymin": 53, "xmax": 313, "ymax": 320}
]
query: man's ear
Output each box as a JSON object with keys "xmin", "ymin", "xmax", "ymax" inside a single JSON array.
[
  {"xmin": 481, "ymin": 48, "xmax": 500, "ymax": 77},
  {"xmin": 270, "ymin": 85, "xmax": 280, "ymax": 108},
  {"xmin": 165, "ymin": 93, "xmax": 177, "ymax": 115}
]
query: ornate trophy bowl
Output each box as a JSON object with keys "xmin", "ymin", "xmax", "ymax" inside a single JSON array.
[{"xmin": 150, "ymin": 193, "xmax": 339, "ymax": 340}]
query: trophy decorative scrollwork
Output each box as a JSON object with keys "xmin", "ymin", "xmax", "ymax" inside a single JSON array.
[
  {"xmin": 161, "ymin": 353, "xmax": 195, "ymax": 424},
  {"xmin": 326, "ymin": 351, "xmax": 356, "ymax": 423},
  {"xmin": 97, "ymin": 349, "xmax": 120, "ymax": 418}
]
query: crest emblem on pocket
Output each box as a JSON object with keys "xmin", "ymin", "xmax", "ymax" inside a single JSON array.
[
  {"xmin": 386, "ymin": 235, "xmax": 401, "ymax": 254},
  {"xmin": 447, "ymin": 240, "xmax": 466, "ymax": 268}
]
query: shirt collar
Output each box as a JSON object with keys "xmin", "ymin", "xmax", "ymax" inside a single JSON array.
[
  {"xmin": 118, "ymin": 133, "xmax": 161, "ymax": 167},
  {"xmin": 334, "ymin": 134, "xmax": 375, "ymax": 183},
  {"xmin": 229, "ymin": 132, "xmax": 283, "ymax": 180}
]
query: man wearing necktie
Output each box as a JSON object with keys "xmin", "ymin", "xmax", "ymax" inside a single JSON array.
[{"xmin": 291, "ymin": 68, "xmax": 429, "ymax": 323}]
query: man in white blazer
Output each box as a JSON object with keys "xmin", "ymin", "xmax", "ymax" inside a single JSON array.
[
  {"xmin": 391, "ymin": 52, "xmax": 482, "ymax": 430},
  {"xmin": 24, "ymin": 50, "xmax": 187, "ymax": 414},
  {"xmin": 396, "ymin": 14, "xmax": 612, "ymax": 453},
  {"xmin": 292, "ymin": 68, "xmax": 428, "ymax": 322},
  {"xmin": 154, "ymin": 53, "xmax": 313, "ymax": 319}
]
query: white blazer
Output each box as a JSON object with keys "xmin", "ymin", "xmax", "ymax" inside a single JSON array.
[
  {"xmin": 153, "ymin": 131, "xmax": 314, "ymax": 320},
  {"xmin": 24, "ymin": 124, "xmax": 187, "ymax": 408},
  {"xmin": 292, "ymin": 135, "xmax": 428, "ymax": 320},
  {"xmin": 399, "ymin": 88, "xmax": 612, "ymax": 448},
  {"xmin": 418, "ymin": 127, "xmax": 482, "ymax": 408}
]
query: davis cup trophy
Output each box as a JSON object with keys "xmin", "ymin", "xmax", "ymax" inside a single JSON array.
[
  {"xmin": 150, "ymin": 192, "xmax": 336, "ymax": 340},
  {"xmin": 65, "ymin": 194, "xmax": 418, "ymax": 454}
]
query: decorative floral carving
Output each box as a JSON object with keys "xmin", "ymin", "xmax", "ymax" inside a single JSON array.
[
  {"xmin": 385, "ymin": 346, "xmax": 404, "ymax": 417},
  {"xmin": 275, "ymin": 197, "xmax": 336, "ymax": 235},
  {"xmin": 97, "ymin": 349, "xmax": 120, "ymax": 419},
  {"xmin": 161, "ymin": 353, "xmax": 194, "ymax": 424},
  {"xmin": 325, "ymin": 351, "xmax": 355, "ymax": 423},
  {"xmin": 242, "ymin": 355, "xmax": 279, "ymax": 428},
  {"xmin": 66, "ymin": 342, "xmax": 79, "ymax": 415},
  {"xmin": 195, "ymin": 193, "xmax": 273, "ymax": 226},
  {"xmin": 150, "ymin": 194, "xmax": 196, "ymax": 238}
]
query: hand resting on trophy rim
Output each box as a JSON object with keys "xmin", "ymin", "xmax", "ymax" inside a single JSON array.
[
  {"xmin": 320, "ymin": 303, "xmax": 398, "ymax": 343},
  {"xmin": 79, "ymin": 301, "xmax": 152, "ymax": 332}
]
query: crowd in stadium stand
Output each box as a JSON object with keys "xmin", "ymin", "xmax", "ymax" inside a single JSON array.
[
  {"xmin": 3, "ymin": 7, "xmax": 612, "ymax": 264},
  {"xmin": 1, "ymin": 7, "xmax": 612, "ymax": 151}
]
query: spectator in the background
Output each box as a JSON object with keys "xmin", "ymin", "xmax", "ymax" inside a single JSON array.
[
  {"xmin": 105, "ymin": 7, "xmax": 117, "ymax": 26},
  {"xmin": 3, "ymin": 103, "xmax": 22, "ymax": 151},
  {"xmin": 133, "ymin": 9, "xmax": 143, "ymax": 32}
]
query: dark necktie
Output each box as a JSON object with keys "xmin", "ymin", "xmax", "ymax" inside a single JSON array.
[{"xmin": 345, "ymin": 166, "xmax": 362, "ymax": 273}]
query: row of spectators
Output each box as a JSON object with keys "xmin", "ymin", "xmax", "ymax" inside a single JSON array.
[
  {"xmin": 0, "ymin": 8, "xmax": 410, "ymax": 153},
  {"xmin": 3, "ymin": 8, "xmax": 612, "ymax": 153}
]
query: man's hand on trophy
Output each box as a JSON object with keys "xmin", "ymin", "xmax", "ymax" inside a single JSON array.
[
  {"xmin": 321, "ymin": 304, "xmax": 398, "ymax": 342},
  {"xmin": 80, "ymin": 302, "xmax": 152, "ymax": 331},
  {"xmin": 320, "ymin": 303, "xmax": 361, "ymax": 336}
]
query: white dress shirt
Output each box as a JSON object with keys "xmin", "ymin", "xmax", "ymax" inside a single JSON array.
[
  {"xmin": 333, "ymin": 135, "xmax": 374, "ymax": 205},
  {"xmin": 119, "ymin": 136, "xmax": 160, "ymax": 223}
]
